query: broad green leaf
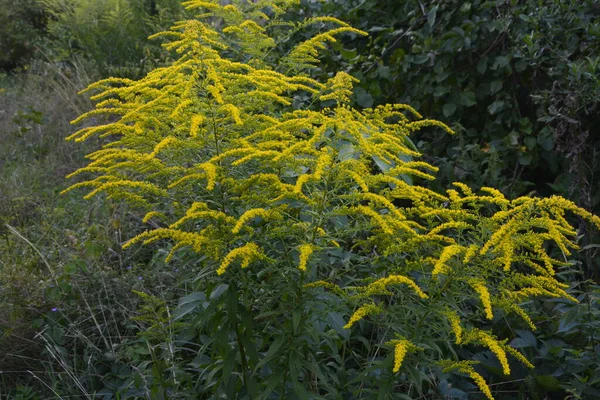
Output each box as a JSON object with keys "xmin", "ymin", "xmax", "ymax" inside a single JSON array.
[
  {"xmin": 487, "ymin": 100, "xmax": 505, "ymax": 115},
  {"xmin": 428, "ymin": 5, "xmax": 439, "ymax": 27},
  {"xmin": 443, "ymin": 103, "xmax": 457, "ymax": 117},
  {"xmin": 460, "ymin": 91, "xmax": 476, "ymax": 106},
  {"xmin": 255, "ymin": 335, "xmax": 285, "ymax": 371},
  {"xmin": 209, "ymin": 283, "xmax": 229, "ymax": 300},
  {"xmin": 174, "ymin": 291, "xmax": 205, "ymax": 320},
  {"xmin": 355, "ymin": 87, "xmax": 373, "ymax": 108}
]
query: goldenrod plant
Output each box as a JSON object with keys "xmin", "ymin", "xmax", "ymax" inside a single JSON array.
[{"xmin": 65, "ymin": 0, "xmax": 600, "ymax": 397}]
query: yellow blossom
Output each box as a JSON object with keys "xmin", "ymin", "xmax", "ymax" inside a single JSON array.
[
  {"xmin": 469, "ymin": 280, "xmax": 494, "ymax": 320},
  {"xmin": 216, "ymin": 242, "xmax": 262, "ymax": 275},
  {"xmin": 432, "ymin": 245, "xmax": 463, "ymax": 277},
  {"xmin": 364, "ymin": 275, "xmax": 428, "ymax": 299},
  {"xmin": 344, "ymin": 303, "xmax": 382, "ymax": 329},
  {"xmin": 232, "ymin": 208, "xmax": 275, "ymax": 234},
  {"xmin": 297, "ymin": 244, "xmax": 315, "ymax": 272},
  {"xmin": 445, "ymin": 310, "xmax": 463, "ymax": 344},
  {"xmin": 393, "ymin": 342, "xmax": 408, "ymax": 373}
]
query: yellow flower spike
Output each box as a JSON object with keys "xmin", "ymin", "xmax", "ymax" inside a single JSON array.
[
  {"xmin": 469, "ymin": 280, "xmax": 494, "ymax": 320},
  {"xmin": 199, "ymin": 162, "xmax": 217, "ymax": 191},
  {"xmin": 359, "ymin": 193, "xmax": 405, "ymax": 220},
  {"xmin": 504, "ymin": 345, "xmax": 534, "ymax": 369},
  {"xmin": 343, "ymin": 303, "xmax": 382, "ymax": 329},
  {"xmin": 304, "ymin": 280, "xmax": 345, "ymax": 296},
  {"xmin": 142, "ymin": 211, "xmax": 164, "ymax": 223},
  {"xmin": 478, "ymin": 331, "xmax": 510, "ymax": 375},
  {"xmin": 500, "ymin": 240, "xmax": 514, "ymax": 272},
  {"xmin": 190, "ymin": 115, "xmax": 205, "ymax": 137},
  {"xmin": 385, "ymin": 339, "xmax": 421, "ymax": 373},
  {"xmin": 345, "ymin": 171, "xmax": 369, "ymax": 192},
  {"xmin": 351, "ymin": 206, "xmax": 393, "ymax": 235},
  {"xmin": 507, "ymin": 303, "xmax": 537, "ymax": 331},
  {"xmin": 83, "ymin": 180, "xmax": 168, "ymax": 201},
  {"xmin": 462, "ymin": 244, "xmax": 479, "ymax": 264},
  {"xmin": 232, "ymin": 208, "xmax": 274, "ymax": 234},
  {"xmin": 216, "ymin": 242, "xmax": 262, "ymax": 275},
  {"xmin": 407, "ymin": 119, "xmax": 455, "ymax": 135},
  {"xmin": 445, "ymin": 310, "xmax": 463, "ymax": 344},
  {"xmin": 432, "ymin": 245, "xmax": 463, "ymax": 277},
  {"xmin": 294, "ymin": 174, "xmax": 311, "ymax": 194},
  {"xmin": 440, "ymin": 361, "xmax": 494, "ymax": 400},
  {"xmin": 452, "ymin": 182, "xmax": 474, "ymax": 196},
  {"xmin": 220, "ymin": 104, "xmax": 243, "ymax": 125},
  {"xmin": 149, "ymin": 136, "xmax": 178, "ymax": 158},
  {"xmin": 428, "ymin": 221, "xmax": 471, "ymax": 236},
  {"xmin": 297, "ymin": 243, "xmax": 315, "ymax": 272},
  {"xmin": 364, "ymin": 275, "xmax": 428, "ymax": 299},
  {"xmin": 392, "ymin": 342, "xmax": 408, "ymax": 373},
  {"xmin": 465, "ymin": 368, "xmax": 494, "ymax": 400}
]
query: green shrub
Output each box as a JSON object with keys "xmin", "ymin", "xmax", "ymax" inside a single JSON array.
[
  {"xmin": 0, "ymin": 0, "xmax": 47, "ymax": 71},
  {"xmin": 40, "ymin": 0, "xmax": 186, "ymax": 78},
  {"xmin": 63, "ymin": 0, "xmax": 600, "ymax": 398}
]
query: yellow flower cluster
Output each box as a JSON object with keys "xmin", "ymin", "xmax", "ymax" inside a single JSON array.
[
  {"xmin": 469, "ymin": 279, "xmax": 494, "ymax": 320},
  {"xmin": 216, "ymin": 242, "xmax": 263, "ymax": 275},
  {"xmin": 363, "ymin": 275, "xmax": 428, "ymax": 299},
  {"xmin": 444, "ymin": 310, "xmax": 463, "ymax": 344},
  {"xmin": 385, "ymin": 339, "xmax": 423, "ymax": 373},
  {"xmin": 432, "ymin": 245, "xmax": 463, "ymax": 277},
  {"xmin": 343, "ymin": 303, "xmax": 382, "ymax": 329},
  {"xmin": 440, "ymin": 360, "xmax": 494, "ymax": 400},
  {"xmin": 232, "ymin": 208, "xmax": 278, "ymax": 234},
  {"xmin": 297, "ymin": 243, "xmax": 315, "ymax": 272}
]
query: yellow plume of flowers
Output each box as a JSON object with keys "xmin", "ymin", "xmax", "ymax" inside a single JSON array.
[
  {"xmin": 386, "ymin": 339, "xmax": 421, "ymax": 373},
  {"xmin": 216, "ymin": 242, "xmax": 263, "ymax": 275},
  {"xmin": 343, "ymin": 303, "xmax": 382, "ymax": 329},
  {"xmin": 297, "ymin": 243, "xmax": 315, "ymax": 272},
  {"xmin": 440, "ymin": 360, "xmax": 494, "ymax": 400}
]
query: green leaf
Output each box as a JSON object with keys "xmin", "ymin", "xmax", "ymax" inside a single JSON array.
[
  {"xmin": 492, "ymin": 56, "xmax": 509, "ymax": 70},
  {"xmin": 293, "ymin": 381, "xmax": 309, "ymax": 400},
  {"xmin": 537, "ymin": 130, "xmax": 555, "ymax": 151},
  {"xmin": 427, "ymin": 5, "xmax": 439, "ymax": 27},
  {"xmin": 535, "ymin": 375, "xmax": 562, "ymax": 391},
  {"xmin": 222, "ymin": 350, "xmax": 236, "ymax": 385},
  {"xmin": 209, "ymin": 283, "xmax": 229, "ymax": 300},
  {"xmin": 443, "ymin": 103, "xmax": 457, "ymax": 117},
  {"xmin": 174, "ymin": 291, "xmax": 205, "ymax": 320},
  {"xmin": 377, "ymin": 380, "xmax": 392, "ymax": 400},
  {"xmin": 460, "ymin": 91, "xmax": 476, "ymax": 106},
  {"xmin": 489, "ymin": 80, "xmax": 503, "ymax": 94},
  {"xmin": 377, "ymin": 65, "xmax": 391, "ymax": 80},
  {"xmin": 340, "ymin": 48, "xmax": 357, "ymax": 60},
  {"xmin": 327, "ymin": 311, "xmax": 349, "ymax": 340},
  {"xmin": 477, "ymin": 56, "xmax": 488, "ymax": 74},
  {"xmin": 518, "ymin": 152, "xmax": 532, "ymax": 166},
  {"xmin": 372, "ymin": 155, "xmax": 395, "ymax": 173},
  {"xmin": 487, "ymin": 100, "xmax": 505, "ymax": 115},
  {"xmin": 524, "ymin": 136, "xmax": 537, "ymax": 150},
  {"xmin": 255, "ymin": 336, "xmax": 285, "ymax": 371},
  {"xmin": 354, "ymin": 86, "xmax": 373, "ymax": 108},
  {"xmin": 260, "ymin": 370, "xmax": 283, "ymax": 400},
  {"xmin": 511, "ymin": 330, "xmax": 537, "ymax": 348},
  {"xmin": 292, "ymin": 308, "xmax": 302, "ymax": 334}
]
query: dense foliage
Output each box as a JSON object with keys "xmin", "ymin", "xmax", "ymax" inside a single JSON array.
[
  {"xmin": 0, "ymin": 0, "xmax": 47, "ymax": 70},
  {"xmin": 296, "ymin": 0, "xmax": 600, "ymax": 279}
]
